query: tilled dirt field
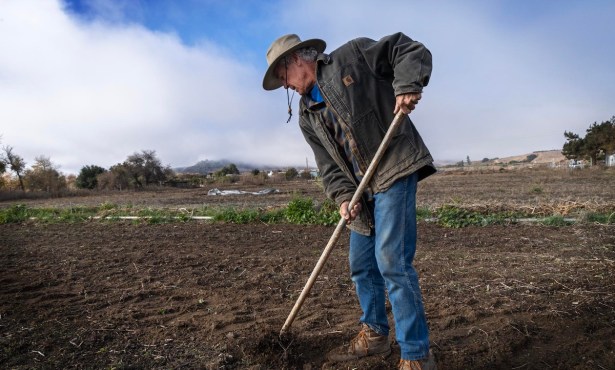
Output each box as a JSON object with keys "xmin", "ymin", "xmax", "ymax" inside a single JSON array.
[{"xmin": 1, "ymin": 220, "xmax": 614, "ymax": 369}]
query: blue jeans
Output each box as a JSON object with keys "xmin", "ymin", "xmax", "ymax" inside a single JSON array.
[{"xmin": 349, "ymin": 173, "xmax": 430, "ymax": 360}]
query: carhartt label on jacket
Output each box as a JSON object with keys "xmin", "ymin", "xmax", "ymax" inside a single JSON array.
[{"xmin": 342, "ymin": 75, "xmax": 354, "ymax": 86}]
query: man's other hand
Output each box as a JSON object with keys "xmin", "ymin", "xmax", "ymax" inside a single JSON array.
[
  {"xmin": 340, "ymin": 200, "xmax": 361, "ymax": 224},
  {"xmin": 394, "ymin": 92, "xmax": 422, "ymax": 114}
]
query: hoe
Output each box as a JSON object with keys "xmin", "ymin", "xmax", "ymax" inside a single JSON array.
[{"xmin": 281, "ymin": 110, "xmax": 406, "ymax": 335}]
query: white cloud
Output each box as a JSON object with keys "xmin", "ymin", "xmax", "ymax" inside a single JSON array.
[
  {"xmin": 1, "ymin": 0, "xmax": 613, "ymax": 175},
  {"xmin": 0, "ymin": 0, "xmax": 309, "ymax": 174},
  {"xmin": 278, "ymin": 0, "xmax": 615, "ymax": 161}
]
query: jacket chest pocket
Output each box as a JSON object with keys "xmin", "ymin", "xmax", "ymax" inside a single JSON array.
[{"xmin": 351, "ymin": 110, "xmax": 387, "ymax": 160}]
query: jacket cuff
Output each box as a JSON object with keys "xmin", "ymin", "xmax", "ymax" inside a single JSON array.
[
  {"xmin": 335, "ymin": 194, "xmax": 354, "ymax": 207},
  {"xmin": 395, "ymin": 82, "xmax": 424, "ymax": 96}
]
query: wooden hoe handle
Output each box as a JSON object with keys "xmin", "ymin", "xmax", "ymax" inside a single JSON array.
[{"xmin": 280, "ymin": 111, "xmax": 406, "ymax": 335}]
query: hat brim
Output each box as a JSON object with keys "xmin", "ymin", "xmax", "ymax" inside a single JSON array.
[{"xmin": 262, "ymin": 38, "xmax": 326, "ymax": 91}]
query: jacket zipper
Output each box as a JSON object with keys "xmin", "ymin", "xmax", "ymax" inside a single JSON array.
[{"xmin": 317, "ymin": 82, "xmax": 374, "ymax": 229}]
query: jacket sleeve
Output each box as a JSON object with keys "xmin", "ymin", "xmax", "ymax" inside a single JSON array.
[
  {"xmin": 298, "ymin": 116, "xmax": 356, "ymax": 206},
  {"xmin": 354, "ymin": 32, "xmax": 432, "ymax": 96}
]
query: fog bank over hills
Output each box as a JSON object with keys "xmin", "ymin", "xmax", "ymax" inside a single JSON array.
[
  {"xmin": 177, "ymin": 150, "xmax": 567, "ymax": 174},
  {"xmin": 175, "ymin": 159, "xmax": 291, "ymax": 174},
  {"xmin": 434, "ymin": 150, "xmax": 566, "ymax": 167}
]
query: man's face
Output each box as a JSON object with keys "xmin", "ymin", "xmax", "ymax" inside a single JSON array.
[{"xmin": 275, "ymin": 55, "xmax": 314, "ymax": 96}]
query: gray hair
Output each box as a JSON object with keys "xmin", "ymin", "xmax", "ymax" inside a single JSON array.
[{"xmin": 283, "ymin": 46, "xmax": 319, "ymax": 65}]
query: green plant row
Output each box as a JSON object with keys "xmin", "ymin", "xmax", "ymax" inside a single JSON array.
[
  {"xmin": 420, "ymin": 205, "xmax": 615, "ymax": 228},
  {"xmin": 0, "ymin": 197, "xmax": 342, "ymax": 226},
  {"xmin": 1, "ymin": 201, "xmax": 614, "ymax": 227},
  {"xmin": 429, "ymin": 205, "xmax": 521, "ymax": 228},
  {"xmin": 0, "ymin": 204, "xmax": 99, "ymax": 223}
]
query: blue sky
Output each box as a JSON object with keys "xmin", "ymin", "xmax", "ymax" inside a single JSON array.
[{"xmin": 1, "ymin": 0, "xmax": 614, "ymax": 174}]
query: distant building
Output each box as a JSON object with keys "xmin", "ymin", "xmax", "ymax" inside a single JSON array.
[
  {"xmin": 606, "ymin": 153, "xmax": 615, "ymax": 167},
  {"xmin": 569, "ymin": 159, "xmax": 584, "ymax": 169}
]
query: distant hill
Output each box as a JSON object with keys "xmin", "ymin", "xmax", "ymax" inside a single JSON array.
[
  {"xmin": 177, "ymin": 151, "xmax": 568, "ymax": 174},
  {"xmin": 437, "ymin": 150, "xmax": 567, "ymax": 170},
  {"xmin": 175, "ymin": 159, "xmax": 247, "ymax": 174},
  {"xmin": 174, "ymin": 159, "xmax": 285, "ymax": 174},
  {"xmin": 491, "ymin": 150, "xmax": 565, "ymax": 165}
]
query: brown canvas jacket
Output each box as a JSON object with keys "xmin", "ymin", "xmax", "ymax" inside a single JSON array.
[{"xmin": 298, "ymin": 32, "xmax": 436, "ymax": 235}]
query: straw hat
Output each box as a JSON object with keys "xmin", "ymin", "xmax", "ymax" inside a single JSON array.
[{"xmin": 262, "ymin": 34, "xmax": 326, "ymax": 90}]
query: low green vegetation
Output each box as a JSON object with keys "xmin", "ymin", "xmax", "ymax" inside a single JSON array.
[
  {"xmin": 584, "ymin": 212, "xmax": 615, "ymax": 224},
  {"xmin": 285, "ymin": 197, "xmax": 339, "ymax": 225},
  {"xmin": 431, "ymin": 205, "xmax": 520, "ymax": 228},
  {"xmin": 1, "ymin": 200, "xmax": 614, "ymax": 227},
  {"xmin": 539, "ymin": 215, "xmax": 573, "ymax": 227},
  {"xmin": 0, "ymin": 204, "xmax": 95, "ymax": 223},
  {"xmin": 0, "ymin": 196, "xmax": 340, "ymax": 226},
  {"xmin": 0, "ymin": 204, "xmax": 28, "ymax": 223},
  {"xmin": 214, "ymin": 208, "xmax": 268, "ymax": 224}
]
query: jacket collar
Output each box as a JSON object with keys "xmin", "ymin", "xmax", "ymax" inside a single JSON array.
[
  {"xmin": 317, "ymin": 53, "xmax": 331, "ymax": 64},
  {"xmin": 299, "ymin": 53, "xmax": 330, "ymax": 117}
]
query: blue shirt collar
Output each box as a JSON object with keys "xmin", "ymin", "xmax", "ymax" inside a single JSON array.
[{"xmin": 309, "ymin": 84, "xmax": 324, "ymax": 103}]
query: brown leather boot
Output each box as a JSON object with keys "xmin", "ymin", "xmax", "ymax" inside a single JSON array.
[
  {"xmin": 327, "ymin": 324, "xmax": 391, "ymax": 362},
  {"xmin": 398, "ymin": 350, "xmax": 437, "ymax": 370}
]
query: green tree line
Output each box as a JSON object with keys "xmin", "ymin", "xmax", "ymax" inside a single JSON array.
[
  {"xmin": 1, "ymin": 141, "xmax": 309, "ymax": 193},
  {"xmin": 1, "ymin": 146, "xmax": 173, "ymax": 192},
  {"xmin": 563, "ymin": 116, "xmax": 615, "ymax": 163}
]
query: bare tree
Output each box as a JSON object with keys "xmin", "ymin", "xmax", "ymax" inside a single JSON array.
[
  {"xmin": 96, "ymin": 150, "xmax": 171, "ymax": 190},
  {"xmin": 2, "ymin": 145, "xmax": 26, "ymax": 191},
  {"xmin": 125, "ymin": 150, "xmax": 169, "ymax": 187},
  {"xmin": 0, "ymin": 137, "xmax": 5, "ymax": 189},
  {"xmin": 24, "ymin": 155, "xmax": 66, "ymax": 192},
  {"xmin": 0, "ymin": 135, "xmax": 5, "ymax": 174}
]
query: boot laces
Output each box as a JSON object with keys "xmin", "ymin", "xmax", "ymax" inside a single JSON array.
[
  {"xmin": 399, "ymin": 359, "xmax": 424, "ymax": 370},
  {"xmin": 349, "ymin": 327, "xmax": 371, "ymax": 356}
]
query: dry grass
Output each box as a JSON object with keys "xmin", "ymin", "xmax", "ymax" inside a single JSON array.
[
  {"xmin": 418, "ymin": 167, "xmax": 615, "ymax": 216},
  {"xmin": 2, "ymin": 167, "xmax": 614, "ymax": 219}
]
